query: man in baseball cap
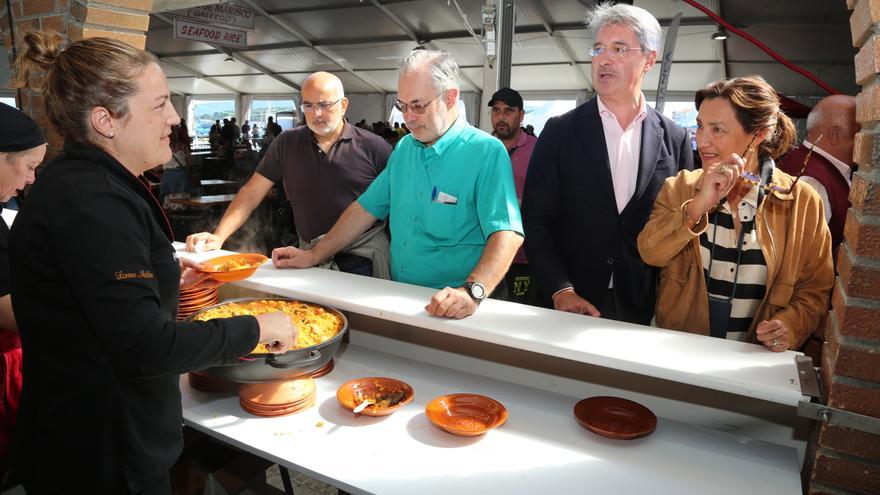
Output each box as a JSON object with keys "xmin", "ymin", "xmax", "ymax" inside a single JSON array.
[{"xmin": 488, "ymin": 88, "xmax": 538, "ymax": 305}]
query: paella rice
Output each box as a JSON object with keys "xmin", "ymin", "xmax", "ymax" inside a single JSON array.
[
  {"xmin": 194, "ymin": 299, "xmax": 343, "ymax": 353},
  {"xmin": 214, "ymin": 258, "xmax": 261, "ymax": 271}
]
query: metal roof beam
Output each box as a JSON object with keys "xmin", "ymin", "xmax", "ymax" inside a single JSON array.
[
  {"xmin": 237, "ymin": 0, "xmax": 387, "ymax": 94},
  {"xmin": 367, "ymin": 0, "xmax": 482, "ymax": 93},
  {"xmin": 150, "ymin": 50, "xmax": 242, "ymax": 95},
  {"xmin": 146, "ymin": 21, "xmax": 607, "ymax": 59},
  {"xmin": 153, "ymin": 13, "xmax": 300, "ymax": 92},
  {"xmin": 527, "ymin": 0, "xmax": 592, "ymax": 91},
  {"xmin": 147, "ymin": 22, "xmax": 597, "ymax": 59},
  {"xmin": 221, "ymin": 49, "xmax": 302, "ymax": 92},
  {"xmin": 265, "ymin": 0, "xmax": 422, "ymax": 15},
  {"xmin": 148, "ymin": 16, "xmax": 720, "ymax": 53}
]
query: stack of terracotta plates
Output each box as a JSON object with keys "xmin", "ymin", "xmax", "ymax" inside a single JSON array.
[
  {"xmin": 188, "ymin": 370, "xmax": 238, "ymax": 393},
  {"xmin": 239, "ymin": 378, "xmax": 316, "ymax": 417},
  {"xmin": 177, "ymin": 286, "xmax": 218, "ymax": 320},
  {"xmin": 302, "ymin": 359, "xmax": 334, "ymax": 379}
]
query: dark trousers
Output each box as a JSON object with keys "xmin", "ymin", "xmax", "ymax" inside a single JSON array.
[
  {"xmin": 600, "ymin": 288, "xmax": 618, "ymax": 320},
  {"xmin": 334, "ymin": 253, "xmax": 373, "ymax": 277},
  {"xmin": 500, "ymin": 263, "xmax": 540, "ymax": 306},
  {"xmin": 134, "ymin": 472, "xmax": 172, "ymax": 495}
]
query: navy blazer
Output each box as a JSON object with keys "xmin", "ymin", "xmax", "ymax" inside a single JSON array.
[{"xmin": 522, "ymin": 97, "xmax": 693, "ymax": 325}]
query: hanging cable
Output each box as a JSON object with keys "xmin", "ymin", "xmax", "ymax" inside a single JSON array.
[
  {"xmin": 449, "ymin": 0, "xmax": 485, "ymax": 53},
  {"xmin": 682, "ymin": 0, "xmax": 838, "ymax": 94}
]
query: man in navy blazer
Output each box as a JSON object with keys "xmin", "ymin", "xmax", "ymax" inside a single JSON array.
[{"xmin": 522, "ymin": 3, "xmax": 693, "ymax": 325}]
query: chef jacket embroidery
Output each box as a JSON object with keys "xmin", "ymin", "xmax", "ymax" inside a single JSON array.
[{"xmin": 115, "ymin": 270, "xmax": 155, "ymax": 280}]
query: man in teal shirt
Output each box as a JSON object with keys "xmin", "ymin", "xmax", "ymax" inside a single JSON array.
[{"xmin": 273, "ymin": 49, "xmax": 523, "ymax": 319}]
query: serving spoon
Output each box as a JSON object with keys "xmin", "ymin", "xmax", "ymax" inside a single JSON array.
[{"xmin": 352, "ymin": 400, "xmax": 371, "ymax": 414}]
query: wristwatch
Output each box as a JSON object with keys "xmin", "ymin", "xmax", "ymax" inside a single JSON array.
[{"xmin": 461, "ymin": 281, "xmax": 487, "ymax": 304}]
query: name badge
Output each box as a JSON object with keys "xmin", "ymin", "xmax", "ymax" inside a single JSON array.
[{"xmin": 431, "ymin": 186, "xmax": 458, "ymax": 205}]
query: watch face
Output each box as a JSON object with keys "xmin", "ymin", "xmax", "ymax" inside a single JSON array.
[{"xmin": 471, "ymin": 283, "xmax": 486, "ymax": 299}]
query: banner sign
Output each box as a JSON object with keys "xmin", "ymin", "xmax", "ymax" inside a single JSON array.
[
  {"xmin": 181, "ymin": 3, "xmax": 255, "ymax": 29},
  {"xmin": 655, "ymin": 12, "xmax": 681, "ymax": 114},
  {"xmin": 174, "ymin": 18, "xmax": 247, "ymax": 48}
]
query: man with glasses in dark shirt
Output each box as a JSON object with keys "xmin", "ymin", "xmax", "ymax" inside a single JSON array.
[
  {"xmin": 186, "ymin": 72, "xmax": 392, "ymax": 276},
  {"xmin": 272, "ymin": 49, "xmax": 523, "ymax": 319}
]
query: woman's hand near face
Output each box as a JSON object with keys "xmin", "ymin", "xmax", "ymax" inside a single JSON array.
[{"xmin": 692, "ymin": 153, "xmax": 745, "ymax": 216}]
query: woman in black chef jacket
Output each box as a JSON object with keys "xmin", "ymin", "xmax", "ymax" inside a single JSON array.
[
  {"xmin": 0, "ymin": 103, "xmax": 47, "ymax": 477},
  {"xmin": 6, "ymin": 32, "xmax": 298, "ymax": 495}
]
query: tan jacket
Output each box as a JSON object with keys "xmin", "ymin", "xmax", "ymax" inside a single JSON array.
[{"xmin": 637, "ymin": 167, "xmax": 834, "ymax": 348}]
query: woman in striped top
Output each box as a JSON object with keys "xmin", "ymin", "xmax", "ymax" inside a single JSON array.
[{"xmin": 638, "ymin": 76, "xmax": 834, "ymax": 352}]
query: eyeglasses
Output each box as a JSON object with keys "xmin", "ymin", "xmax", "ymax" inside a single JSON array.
[
  {"xmin": 588, "ymin": 45, "xmax": 643, "ymax": 59},
  {"xmin": 301, "ymin": 98, "xmax": 342, "ymax": 113},
  {"xmin": 395, "ymin": 92, "xmax": 444, "ymax": 115},
  {"xmin": 738, "ymin": 134, "xmax": 823, "ymax": 195},
  {"xmin": 491, "ymin": 107, "xmax": 520, "ymax": 117}
]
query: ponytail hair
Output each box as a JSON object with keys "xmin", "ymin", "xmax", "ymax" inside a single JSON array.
[
  {"xmin": 764, "ymin": 109, "xmax": 797, "ymax": 160},
  {"xmin": 695, "ymin": 75, "xmax": 797, "ymax": 160},
  {"xmin": 10, "ymin": 30, "xmax": 64, "ymax": 93},
  {"xmin": 11, "ymin": 31, "xmax": 156, "ymax": 146}
]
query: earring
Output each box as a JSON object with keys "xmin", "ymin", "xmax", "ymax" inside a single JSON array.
[{"xmin": 109, "ymin": 133, "xmax": 114, "ymax": 138}]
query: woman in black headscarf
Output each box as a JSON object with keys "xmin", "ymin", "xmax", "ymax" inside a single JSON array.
[{"xmin": 0, "ymin": 102, "xmax": 47, "ymax": 475}]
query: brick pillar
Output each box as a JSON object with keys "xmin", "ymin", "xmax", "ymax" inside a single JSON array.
[
  {"xmin": 804, "ymin": 1, "xmax": 880, "ymax": 493},
  {"xmin": 2, "ymin": 0, "xmax": 153, "ymax": 157}
]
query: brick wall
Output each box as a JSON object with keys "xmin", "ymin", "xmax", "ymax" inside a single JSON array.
[
  {"xmin": 1, "ymin": 3, "xmax": 9, "ymax": 87},
  {"xmin": 3, "ymin": 0, "xmax": 153, "ymax": 158},
  {"xmin": 804, "ymin": 1, "xmax": 880, "ymax": 493}
]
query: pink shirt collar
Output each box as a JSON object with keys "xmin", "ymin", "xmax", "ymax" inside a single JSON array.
[{"xmin": 596, "ymin": 93, "xmax": 648, "ymax": 130}]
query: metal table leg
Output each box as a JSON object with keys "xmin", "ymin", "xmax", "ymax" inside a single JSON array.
[{"xmin": 278, "ymin": 465, "xmax": 295, "ymax": 495}]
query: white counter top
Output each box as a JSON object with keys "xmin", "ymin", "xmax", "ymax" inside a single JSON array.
[
  {"xmin": 181, "ymin": 340, "xmax": 801, "ymax": 495},
  {"xmin": 176, "ymin": 244, "xmax": 806, "ymax": 408}
]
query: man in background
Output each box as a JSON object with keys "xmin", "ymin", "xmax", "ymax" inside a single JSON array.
[
  {"xmin": 779, "ymin": 94, "xmax": 858, "ymax": 363},
  {"xmin": 489, "ymin": 87, "xmax": 539, "ymax": 305},
  {"xmin": 779, "ymin": 94, "xmax": 858, "ymax": 260}
]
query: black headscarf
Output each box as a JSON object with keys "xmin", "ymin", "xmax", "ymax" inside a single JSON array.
[{"xmin": 0, "ymin": 102, "xmax": 46, "ymax": 153}]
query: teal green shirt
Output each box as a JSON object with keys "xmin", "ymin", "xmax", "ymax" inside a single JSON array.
[{"xmin": 358, "ymin": 117, "xmax": 523, "ymax": 289}]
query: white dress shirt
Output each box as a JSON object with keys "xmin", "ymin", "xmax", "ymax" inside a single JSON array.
[
  {"xmin": 596, "ymin": 94, "xmax": 648, "ymax": 290},
  {"xmin": 597, "ymin": 94, "xmax": 648, "ymax": 214}
]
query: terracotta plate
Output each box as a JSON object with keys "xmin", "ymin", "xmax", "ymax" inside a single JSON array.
[
  {"xmin": 337, "ymin": 377, "xmax": 414, "ymax": 417},
  {"xmin": 198, "ymin": 253, "xmax": 268, "ymax": 283},
  {"xmin": 239, "ymin": 378, "xmax": 316, "ymax": 406},
  {"xmin": 425, "ymin": 393, "xmax": 507, "ymax": 436},
  {"xmin": 240, "ymin": 394, "xmax": 315, "ymax": 417},
  {"xmin": 573, "ymin": 396, "xmax": 657, "ymax": 440}
]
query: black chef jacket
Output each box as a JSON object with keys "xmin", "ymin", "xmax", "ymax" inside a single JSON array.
[{"xmin": 8, "ymin": 143, "xmax": 260, "ymax": 493}]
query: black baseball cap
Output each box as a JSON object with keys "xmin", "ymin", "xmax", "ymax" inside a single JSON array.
[{"xmin": 488, "ymin": 88, "xmax": 523, "ymax": 109}]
